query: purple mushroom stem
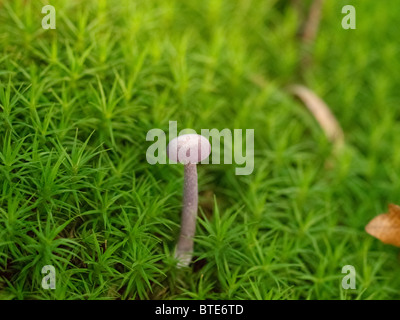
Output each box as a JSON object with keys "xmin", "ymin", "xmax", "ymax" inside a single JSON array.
[
  {"xmin": 167, "ymin": 134, "xmax": 211, "ymax": 267},
  {"xmin": 175, "ymin": 163, "xmax": 198, "ymax": 266}
]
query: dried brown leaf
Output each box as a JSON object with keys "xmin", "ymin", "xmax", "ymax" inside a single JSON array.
[{"xmin": 365, "ymin": 204, "xmax": 400, "ymax": 247}]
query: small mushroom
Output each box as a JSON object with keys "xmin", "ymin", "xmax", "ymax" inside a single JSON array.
[{"xmin": 167, "ymin": 134, "xmax": 211, "ymax": 267}]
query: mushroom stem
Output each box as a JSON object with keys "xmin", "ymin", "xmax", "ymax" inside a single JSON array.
[
  {"xmin": 175, "ymin": 163, "xmax": 198, "ymax": 267},
  {"xmin": 166, "ymin": 133, "xmax": 211, "ymax": 267}
]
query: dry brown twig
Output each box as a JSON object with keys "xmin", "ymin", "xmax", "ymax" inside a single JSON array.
[
  {"xmin": 288, "ymin": 84, "xmax": 345, "ymax": 154},
  {"xmin": 301, "ymin": 0, "xmax": 325, "ymax": 44},
  {"xmin": 295, "ymin": 0, "xmax": 325, "ymax": 71}
]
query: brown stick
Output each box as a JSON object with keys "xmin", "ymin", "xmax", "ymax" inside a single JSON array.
[
  {"xmin": 299, "ymin": 0, "xmax": 325, "ymax": 72},
  {"xmin": 288, "ymin": 84, "xmax": 344, "ymax": 152},
  {"xmin": 301, "ymin": 0, "xmax": 325, "ymax": 44}
]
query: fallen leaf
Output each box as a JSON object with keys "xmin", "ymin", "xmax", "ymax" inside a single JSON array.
[{"xmin": 365, "ymin": 204, "xmax": 400, "ymax": 247}]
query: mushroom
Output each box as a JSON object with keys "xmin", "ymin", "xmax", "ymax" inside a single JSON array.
[{"xmin": 167, "ymin": 134, "xmax": 211, "ymax": 267}]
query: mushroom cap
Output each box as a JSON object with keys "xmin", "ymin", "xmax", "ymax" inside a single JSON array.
[{"xmin": 167, "ymin": 134, "xmax": 211, "ymax": 164}]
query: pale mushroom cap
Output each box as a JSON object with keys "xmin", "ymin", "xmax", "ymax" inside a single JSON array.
[{"xmin": 167, "ymin": 134, "xmax": 211, "ymax": 164}]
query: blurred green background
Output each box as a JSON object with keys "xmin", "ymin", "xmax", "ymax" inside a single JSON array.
[{"xmin": 0, "ymin": 0, "xmax": 400, "ymax": 299}]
